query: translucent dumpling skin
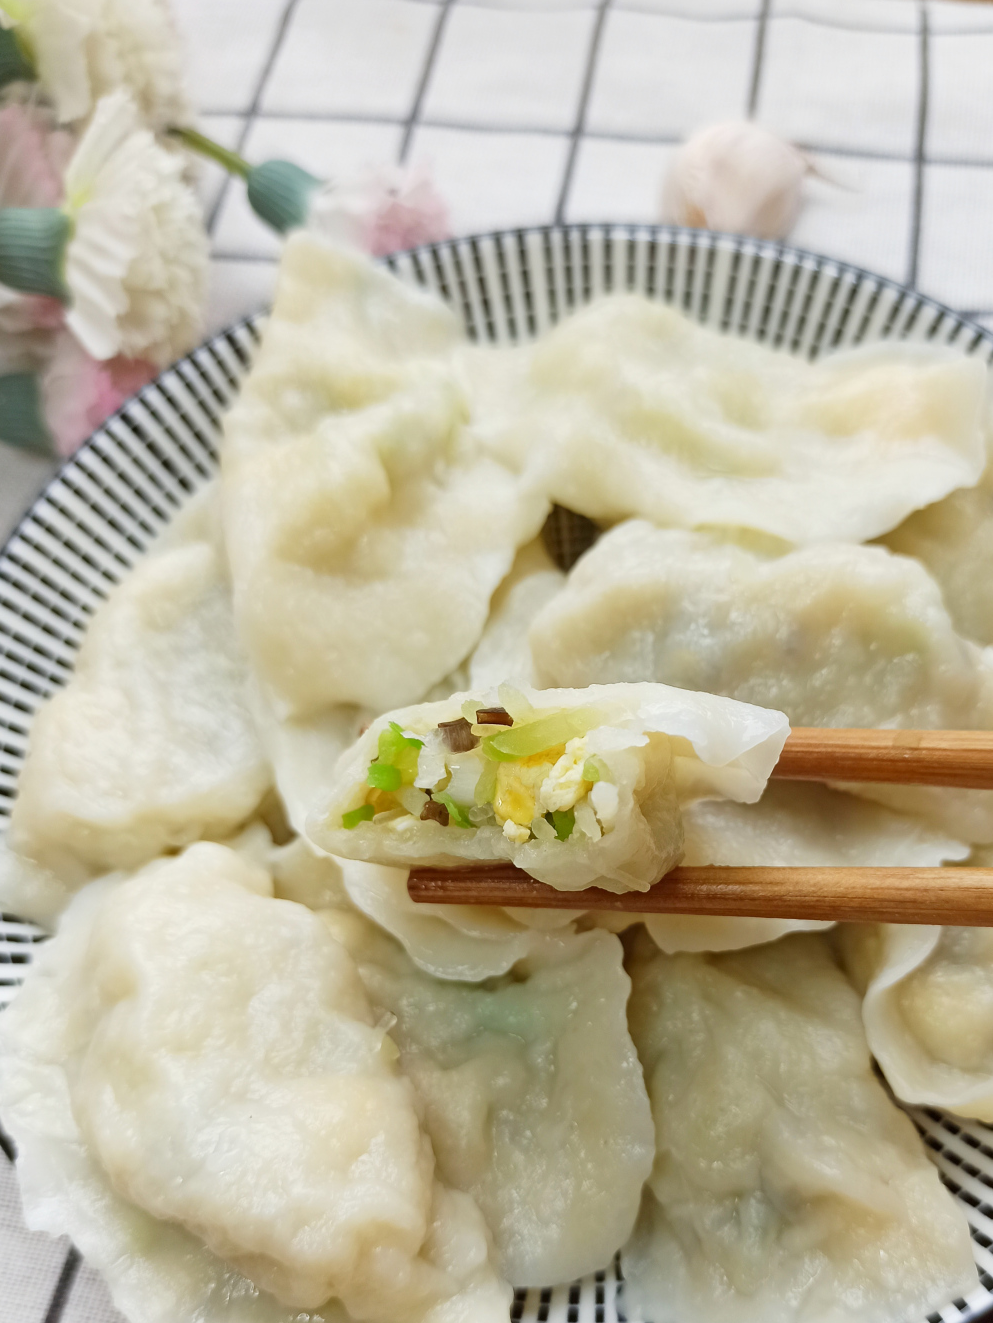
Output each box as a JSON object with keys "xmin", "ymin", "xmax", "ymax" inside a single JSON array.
[
  {"xmin": 0, "ymin": 844, "xmax": 511, "ymax": 1323},
  {"xmin": 326, "ymin": 910, "xmax": 654, "ymax": 1287},
  {"xmin": 839, "ymin": 922, "xmax": 993, "ymax": 1122},
  {"xmin": 485, "ymin": 296, "xmax": 988, "ymax": 545},
  {"xmin": 622, "ymin": 930, "xmax": 978, "ymax": 1323},
  {"xmin": 9, "ymin": 538, "xmax": 269, "ymax": 885}
]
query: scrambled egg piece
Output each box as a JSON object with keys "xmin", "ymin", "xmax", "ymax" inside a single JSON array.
[
  {"xmin": 539, "ymin": 737, "xmax": 592, "ymax": 814},
  {"xmin": 502, "ymin": 819, "xmax": 531, "ymax": 844},
  {"xmin": 493, "ymin": 746, "xmax": 565, "ymax": 827}
]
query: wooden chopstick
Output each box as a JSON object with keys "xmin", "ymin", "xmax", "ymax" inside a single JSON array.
[
  {"xmin": 407, "ymin": 863, "xmax": 993, "ymax": 926},
  {"xmin": 772, "ymin": 728, "xmax": 993, "ymax": 788}
]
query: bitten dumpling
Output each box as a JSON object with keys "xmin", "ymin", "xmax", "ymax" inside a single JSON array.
[
  {"xmin": 838, "ymin": 923, "xmax": 993, "ymax": 1122},
  {"xmin": 221, "ymin": 236, "xmax": 547, "ymax": 718},
  {"xmin": 622, "ymin": 930, "xmax": 979, "ymax": 1323},
  {"xmin": 0, "ymin": 843, "xmax": 511, "ymax": 1323},
  {"xmin": 324, "ymin": 909, "xmax": 654, "ymax": 1285},
  {"xmin": 308, "ymin": 682, "xmax": 789, "ymax": 893},
  {"xmin": 8, "ymin": 534, "xmax": 269, "ymax": 887},
  {"xmin": 480, "ymin": 295, "xmax": 989, "ymax": 545},
  {"xmin": 531, "ymin": 520, "xmax": 993, "ymax": 843}
]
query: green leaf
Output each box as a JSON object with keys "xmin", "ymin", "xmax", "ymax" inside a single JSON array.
[
  {"xmin": 366, "ymin": 761, "xmax": 401, "ymax": 791},
  {"xmin": 0, "ymin": 26, "xmax": 35, "ymax": 90},
  {"xmin": 342, "ymin": 804, "xmax": 375, "ymax": 829},
  {"xmin": 0, "ymin": 208, "xmax": 72, "ymax": 302},
  {"xmin": 0, "ymin": 373, "xmax": 52, "ymax": 453},
  {"xmin": 550, "ymin": 809, "xmax": 575, "ymax": 841},
  {"xmin": 435, "ymin": 792, "xmax": 472, "ymax": 829}
]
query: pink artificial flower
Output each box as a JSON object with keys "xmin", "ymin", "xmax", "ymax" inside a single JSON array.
[
  {"xmin": 0, "ymin": 102, "xmax": 69, "ymax": 208},
  {"xmin": 42, "ymin": 332, "xmax": 155, "ymax": 457},
  {"xmin": 311, "ymin": 164, "xmax": 451, "ymax": 257}
]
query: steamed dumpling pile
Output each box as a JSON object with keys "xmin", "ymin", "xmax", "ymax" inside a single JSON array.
[
  {"xmin": 0, "ymin": 843, "xmax": 512, "ymax": 1323},
  {"xmin": 623, "ymin": 929, "xmax": 979, "ymax": 1323},
  {"xmin": 4, "ymin": 235, "xmax": 993, "ymax": 1323}
]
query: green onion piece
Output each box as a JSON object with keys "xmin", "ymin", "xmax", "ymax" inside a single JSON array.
[
  {"xmin": 377, "ymin": 721, "xmax": 423, "ymax": 784},
  {"xmin": 583, "ymin": 756, "xmax": 610, "ymax": 784},
  {"xmin": 366, "ymin": 761, "xmax": 401, "ymax": 791},
  {"xmin": 486, "ymin": 709, "xmax": 594, "ymax": 759},
  {"xmin": 474, "ymin": 758, "xmax": 498, "ymax": 806},
  {"xmin": 342, "ymin": 804, "xmax": 375, "ymax": 829},
  {"xmin": 550, "ymin": 809, "xmax": 575, "ymax": 841},
  {"xmin": 435, "ymin": 792, "xmax": 473, "ymax": 829},
  {"xmin": 479, "ymin": 736, "xmax": 520, "ymax": 763}
]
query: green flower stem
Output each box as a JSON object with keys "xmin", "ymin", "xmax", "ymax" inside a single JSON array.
[
  {"xmin": 0, "ymin": 373, "xmax": 52, "ymax": 453},
  {"xmin": 0, "ymin": 26, "xmax": 35, "ymax": 90},
  {"xmin": 0, "ymin": 208, "xmax": 72, "ymax": 301},
  {"xmin": 168, "ymin": 126, "xmax": 251, "ymax": 179}
]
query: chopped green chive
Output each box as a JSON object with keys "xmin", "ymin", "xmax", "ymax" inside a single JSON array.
[
  {"xmin": 550, "ymin": 809, "xmax": 575, "ymax": 841},
  {"xmin": 582, "ymin": 757, "xmax": 605, "ymax": 783},
  {"xmin": 366, "ymin": 761, "xmax": 401, "ymax": 791},
  {"xmin": 435, "ymin": 792, "xmax": 473, "ymax": 829},
  {"xmin": 376, "ymin": 721, "xmax": 423, "ymax": 784},
  {"xmin": 479, "ymin": 736, "xmax": 520, "ymax": 763},
  {"xmin": 342, "ymin": 804, "xmax": 375, "ymax": 829}
]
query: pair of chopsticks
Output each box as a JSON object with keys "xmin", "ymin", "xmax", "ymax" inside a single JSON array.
[{"xmin": 407, "ymin": 729, "xmax": 993, "ymax": 925}]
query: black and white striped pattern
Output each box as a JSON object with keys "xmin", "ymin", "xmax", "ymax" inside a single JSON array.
[{"xmin": 3, "ymin": 224, "xmax": 993, "ymax": 1323}]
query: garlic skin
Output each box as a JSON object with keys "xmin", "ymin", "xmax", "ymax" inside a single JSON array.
[{"xmin": 660, "ymin": 121, "xmax": 808, "ymax": 241}]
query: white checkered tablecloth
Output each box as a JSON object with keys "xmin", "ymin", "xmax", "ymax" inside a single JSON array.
[{"xmin": 5, "ymin": 2, "xmax": 993, "ymax": 1321}]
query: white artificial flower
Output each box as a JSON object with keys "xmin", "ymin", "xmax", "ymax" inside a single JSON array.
[
  {"xmin": 62, "ymin": 89, "xmax": 206, "ymax": 365},
  {"xmin": 660, "ymin": 121, "xmax": 810, "ymax": 241},
  {"xmin": 0, "ymin": 0, "xmax": 190, "ymax": 129}
]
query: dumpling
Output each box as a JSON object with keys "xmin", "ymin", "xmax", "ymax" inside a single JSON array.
[
  {"xmin": 221, "ymin": 236, "xmax": 547, "ymax": 718},
  {"xmin": 596, "ymin": 781, "xmax": 967, "ymax": 954},
  {"xmin": 8, "ymin": 534, "xmax": 270, "ymax": 887},
  {"xmin": 480, "ymin": 294, "xmax": 989, "ymax": 544},
  {"xmin": 622, "ymin": 929, "xmax": 979, "ymax": 1323},
  {"xmin": 881, "ymin": 451, "xmax": 993, "ymax": 646},
  {"xmin": 309, "ymin": 681, "xmax": 789, "ymax": 894},
  {"xmin": 531, "ymin": 520, "xmax": 993, "ymax": 842},
  {"xmin": 340, "ymin": 859, "xmax": 571, "ymax": 982},
  {"xmin": 838, "ymin": 923, "xmax": 993, "ymax": 1121},
  {"xmin": 325, "ymin": 908, "xmax": 655, "ymax": 1286},
  {"xmin": 0, "ymin": 842, "xmax": 511, "ymax": 1323},
  {"xmin": 468, "ymin": 539, "xmax": 565, "ymax": 690}
]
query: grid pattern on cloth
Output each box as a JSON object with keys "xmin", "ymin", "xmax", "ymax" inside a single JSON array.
[
  {"xmin": 173, "ymin": 0, "xmax": 993, "ymax": 339},
  {"xmin": 5, "ymin": 224, "xmax": 993, "ymax": 1323}
]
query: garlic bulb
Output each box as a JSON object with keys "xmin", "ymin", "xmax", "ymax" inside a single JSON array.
[{"xmin": 660, "ymin": 121, "xmax": 809, "ymax": 241}]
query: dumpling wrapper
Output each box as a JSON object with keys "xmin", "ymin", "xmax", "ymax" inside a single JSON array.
[
  {"xmin": 593, "ymin": 781, "xmax": 967, "ymax": 954},
  {"xmin": 309, "ymin": 682, "xmax": 790, "ymax": 894},
  {"xmin": 532, "ymin": 521, "xmax": 993, "ymax": 843},
  {"xmin": 622, "ymin": 929, "xmax": 979, "ymax": 1323},
  {"xmin": 8, "ymin": 534, "xmax": 269, "ymax": 888},
  {"xmin": 324, "ymin": 908, "xmax": 654, "ymax": 1286},
  {"xmin": 0, "ymin": 843, "xmax": 510, "ymax": 1323},
  {"xmin": 881, "ymin": 443, "xmax": 993, "ymax": 646},
  {"xmin": 341, "ymin": 859, "xmax": 577, "ymax": 982},
  {"xmin": 468, "ymin": 539, "xmax": 565, "ymax": 691},
  {"xmin": 477, "ymin": 295, "xmax": 989, "ymax": 545},
  {"xmin": 221, "ymin": 236, "xmax": 547, "ymax": 718},
  {"xmin": 838, "ymin": 922, "xmax": 993, "ymax": 1122}
]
